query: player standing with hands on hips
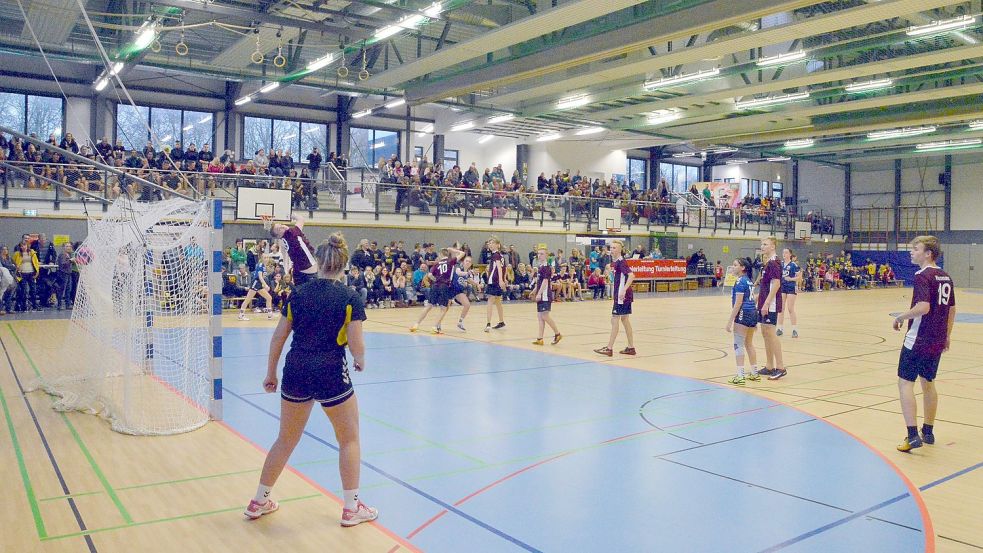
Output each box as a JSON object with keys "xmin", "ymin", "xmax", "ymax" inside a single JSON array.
[
  {"xmin": 893, "ymin": 235, "xmax": 956, "ymax": 453},
  {"xmin": 594, "ymin": 240, "xmax": 636, "ymax": 357},
  {"xmin": 756, "ymin": 237, "xmax": 787, "ymax": 380},
  {"xmin": 244, "ymin": 233, "xmax": 379, "ymax": 527}
]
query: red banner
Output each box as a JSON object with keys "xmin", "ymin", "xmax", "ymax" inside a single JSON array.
[{"xmin": 625, "ymin": 259, "xmax": 687, "ymax": 279}]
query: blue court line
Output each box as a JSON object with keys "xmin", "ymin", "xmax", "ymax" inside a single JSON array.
[
  {"xmin": 222, "ymin": 387, "xmax": 543, "ymax": 553},
  {"xmin": 919, "ymin": 459, "xmax": 983, "ymax": 492}
]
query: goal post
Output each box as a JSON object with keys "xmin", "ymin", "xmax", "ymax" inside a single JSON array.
[{"xmin": 30, "ymin": 197, "xmax": 224, "ymax": 435}]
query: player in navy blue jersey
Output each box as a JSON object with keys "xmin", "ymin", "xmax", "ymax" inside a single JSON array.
[
  {"xmin": 532, "ymin": 247, "xmax": 562, "ymax": 346},
  {"xmin": 450, "ymin": 256, "xmax": 474, "ymax": 331},
  {"xmin": 725, "ymin": 258, "xmax": 760, "ymax": 385},
  {"xmin": 778, "ymin": 248, "xmax": 801, "ymax": 338},
  {"xmin": 594, "ymin": 240, "xmax": 636, "ymax": 357},
  {"xmin": 893, "ymin": 235, "xmax": 956, "ymax": 452},
  {"xmin": 484, "ymin": 237, "xmax": 507, "ymax": 332},
  {"xmin": 245, "ymin": 233, "xmax": 378, "ymax": 527},
  {"xmin": 410, "ymin": 246, "xmax": 464, "ymax": 334},
  {"xmin": 238, "ymin": 260, "xmax": 273, "ymax": 321}
]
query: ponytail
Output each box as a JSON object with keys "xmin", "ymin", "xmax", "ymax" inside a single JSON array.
[{"xmin": 316, "ymin": 232, "xmax": 349, "ymax": 275}]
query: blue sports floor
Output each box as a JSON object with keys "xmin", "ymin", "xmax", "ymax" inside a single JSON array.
[{"xmin": 221, "ymin": 329, "xmax": 930, "ymax": 553}]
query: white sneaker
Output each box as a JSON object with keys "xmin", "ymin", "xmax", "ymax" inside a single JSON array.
[
  {"xmin": 238, "ymin": 313, "xmax": 249, "ymax": 321},
  {"xmin": 244, "ymin": 498, "xmax": 278, "ymax": 519},
  {"xmin": 457, "ymin": 321, "xmax": 466, "ymax": 332},
  {"xmin": 340, "ymin": 501, "xmax": 378, "ymax": 527}
]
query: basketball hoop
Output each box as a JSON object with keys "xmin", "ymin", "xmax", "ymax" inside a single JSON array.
[{"xmin": 260, "ymin": 215, "xmax": 274, "ymax": 231}]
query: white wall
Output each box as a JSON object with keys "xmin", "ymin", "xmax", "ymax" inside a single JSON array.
[
  {"xmin": 408, "ymin": 130, "xmax": 518, "ymax": 174},
  {"xmin": 711, "ymin": 161, "xmax": 790, "ymax": 187},
  {"xmin": 798, "ymin": 160, "xmax": 845, "ymax": 217},
  {"xmin": 951, "ymin": 157, "xmax": 983, "ymax": 231},
  {"xmin": 64, "ymin": 97, "xmax": 91, "ymax": 142},
  {"xmin": 526, "ymin": 140, "xmax": 628, "ymax": 185}
]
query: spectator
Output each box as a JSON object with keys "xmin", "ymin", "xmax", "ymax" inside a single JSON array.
[{"xmin": 13, "ymin": 240, "xmax": 40, "ymax": 312}]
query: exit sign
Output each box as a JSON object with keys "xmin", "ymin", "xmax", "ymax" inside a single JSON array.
[{"xmin": 22, "ymin": 209, "xmax": 37, "ymax": 217}]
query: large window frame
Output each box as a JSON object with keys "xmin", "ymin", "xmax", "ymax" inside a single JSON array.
[
  {"xmin": 115, "ymin": 103, "xmax": 215, "ymax": 151},
  {"xmin": 242, "ymin": 116, "xmax": 327, "ymax": 160},
  {"xmin": 657, "ymin": 162, "xmax": 701, "ymax": 193},
  {"xmin": 349, "ymin": 126, "xmax": 400, "ymax": 168},
  {"xmin": 0, "ymin": 92, "xmax": 65, "ymax": 140},
  {"xmin": 627, "ymin": 157, "xmax": 647, "ymax": 188},
  {"xmin": 443, "ymin": 148, "xmax": 459, "ymax": 170}
]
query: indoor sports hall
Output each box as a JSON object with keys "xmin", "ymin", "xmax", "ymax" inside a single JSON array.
[{"xmin": 1, "ymin": 1, "xmax": 982, "ymax": 552}]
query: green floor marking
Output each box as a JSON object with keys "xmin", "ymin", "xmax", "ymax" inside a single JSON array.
[{"xmin": 0, "ymin": 375, "xmax": 47, "ymax": 538}]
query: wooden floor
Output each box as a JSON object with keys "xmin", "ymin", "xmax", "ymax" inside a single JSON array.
[{"xmin": 2, "ymin": 287, "xmax": 982, "ymax": 552}]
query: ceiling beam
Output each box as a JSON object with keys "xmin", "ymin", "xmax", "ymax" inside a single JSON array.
[{"xmin": 155, "ymin": 0, "xmax": 370, "ymax": 39}]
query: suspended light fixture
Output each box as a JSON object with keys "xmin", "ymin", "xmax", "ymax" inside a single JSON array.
[
  {"xmin": 768, "ymin": 156, "xmax": 792, "ymax": 162},
  {"xmin": 478, "ymin": 135, "xmax": 495, "ymax": 144},
  {"xmin": 133, "ymin": 21, "xmax": 157, "ymax": 50},
  {"xmin": 735, "ymin": 92, "xmax": 809, "ymax": 110},
  {"xmin": 234, "ymin": 95, "xmax": 252, "ymax": 106},
  {"xmin": 967, "ymin": 120, "xmax": 983, "ymax": 130},
  {"xmin": 726, "ymin": 159, "xmax": 749, "ymax": 165},
  {"xmin": 307, "ymin": 53, "xmax": 337, "ymax": 72},
  {"xmin": 709, "ymin": 146, "xmax": 738, "ymax": 154},
  {"xmin": 907, "ymin": 15, "xmax": 976, "ymax": 37},
  {"xmin": 537, "ymin": 132, "xmax": 562, "ymax": 142},
  {"xmin": 916, "ymin": 138, "xmax": 982, "ymax": 151},
  {"xmin": 647, "ymin": 110, "xmax": 680, "ymax": 126},
  {"xmin": 450, "ymin": 120, "xmax": 474, "ymax": 132},
  {"xmin": 487, "ymin": 114, "xmax": 515, "ymax": 125},
  {"xmin": 672, "ymin": 152, "xmax": 697, "ymax": 158},
  {"xmin": 784, "ymin": 138, "xmax": 814, "ymax": 149},
  {"xmin": 643, "ymin": 67, "xmax": 720, "ymax": 91},
  {"xmin": 756, "ymin": 50, "xmax": 807, "ymax": 67},
  {"xmin": 109, "ymin": 62, "xmax": 125, "ymax": 76},
  {"xmin": 423, "ymin": 2, "xmax": 442, "ymax": 18},
  {"xmin": 385, "ymin": 98, "xmax": 406, "ymax": 109},
  {"xmin": 258, "ymin": 81, "xmax": 280, "ymax": 94},
  {"xmin": 352, "ymin": 109, "xmax": 373, "ymax": 119},
  {"xmin": 867, "ymin": 126, "xmax": 936, "ymax": 141},
  {"xmin": 556, "ymin": 94, "xmax": 590, "ymax": 110},
  {"xmin": 415, "ymin": 124, "xmax": 434, "ymax": 137},
  {"xmin": 94, "ymin": 76, "xmax": 109, "ymax": 91},
  {"xmin": 575, "ymin": 127, "xmax": 606, "ymax": 136},
  {"xmin": 845, "ymin": 78, "xmax": 893, "ymax": 93}
]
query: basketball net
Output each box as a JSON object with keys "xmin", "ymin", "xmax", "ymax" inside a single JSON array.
[{"xmin": 261, "ymin": 214, "xmax": 274, "ymax": 231}]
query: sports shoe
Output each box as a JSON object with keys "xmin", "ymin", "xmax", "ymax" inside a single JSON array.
[
  {"xmin": 551, "ymin": 333, "xmax": 563, "ymax": 345},
  {"xmin": 792, "ymin": 330, "xmax": 798, "ymax": 338},
  {"xmin": 897, "ymin": 435, "xmax": 923, "ymax": 452},
  {"xmin": 532, "ymin": 338, "xmax": 544, "ymax": 346},
  {"xmin": 244, "ymin": 498, "xmax": 278, "ymax": 519},
  {"xmin": 483, "ymin": 324, "xmax": 491, "ymax": 333},
  {"xmin": 921, "ymin": 432, "xmax": 935, "ymax": 445},
  {"xmin": 237, "ymin": 313, "xmax": 249, "ymax": 321},
  {"xmin": 409, "ymin": 324, "xmax": 418, "ymax": 332},
  {"xmin": 767, "ymin": 368, "xmax": 788, "ymax": 380},
  {"xmin": 457, "ymin": 321, "xmax": 466, "ymax": 332},
  {"xmin": 757, "ymin": 367, "xmax": 776, "ymax": 376},
  {"xmin": 777, "ymin": 328, "xmax": 784, "ymax": 337},
  {"xmin": 729, "ymin": 375, "xmax": 746, "ymax": 386},
  {"xmin": 267, "ymin": 311, "xmax": 273, "ymax": 320},
  {"xmin": 746, "ymin": 371, "xmax": 761, "ymax": 381},
  {"xmin": 620, "ymin": 347, "xmax": 637, "ymax": 355},
  {"xmin": 340, "ymin": 501, "xmax": 379, "ymax": 527},
  {"xmin": 493, "ymin": 322, "xmax": 506, "ymax": 329},
  {"xmin": 594, "ymin": 347, "xmax": 613, "ymax": 357},
  {"xmin": 432, "ymin": 325, "xmax": 442, "ymax": 335}
]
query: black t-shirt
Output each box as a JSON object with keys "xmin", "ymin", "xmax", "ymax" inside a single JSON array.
[{"xmin": 283, "ymin": 279, "xmax": 366, "ymax": 360}]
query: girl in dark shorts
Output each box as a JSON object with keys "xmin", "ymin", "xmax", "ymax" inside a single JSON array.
[
  {"xmin": 594, "ymin": 240, "xmax": 636, "ymax": 357},
  {"xmin": 532, "ymin": 247, "xmax": 562, "ymax": 346},
  {"xmin": 244, "ymin": 233, "xmax": 378, "ymax": 528},
  {"xmin": 725, "ymin": 258, "xmax": 760, "ymax": 386}
]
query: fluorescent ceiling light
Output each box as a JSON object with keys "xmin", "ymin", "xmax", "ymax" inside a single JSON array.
[
  {"xmin": 643, "ymin": 68, "xmax": 720, "ymax": 91},
  {"xmin": 710, "ymin": 146, "xmax": 738, "ymax": 154},
  {"xmin": 672, "ymin": 152, "xmax": 697, "ymax": 158},
  {"xmin": 307, "ymin": 53, "xmax": 336, "ymax": 72},
  {"xmin": 94, "ymin": 76, "xmax": 109, "ymax": 91},
  {"xmin": 907, "ymin": 15, "xmax": 976, "ymax": 37},
  {"xmin": 784, "ymin": 138, "xmax": 814, "ymax": 149},
  {"xmin": 968, "ymin": 120, "xmax": 983, "ymax": 129},
  {"xmin": 537, "ymin": 133, "xmax": 562, "ymax": 142},
  {"xmin": 575, "ymin": 127, "xmax": 605, "ymax": 136},
  {"xmin": 423, "ymin": 2, "xmax": 442, "ymax": 17},
  {"xmin": 183, "ymin": 124, "xmax": 193, "ymax": 131},
  {"xmin": 109, "ymin": 62, "xmax": 124, "ymax": 76},
  {"xmin": 756, "ymin": 50, "xmax": 807, "ymax": 67},
  {"xmin": 845, "ymin": 78, "xmax": 893, "ymax": 92},
  {"xmin": 133, "ymin": 21, "xmax": 157, "ymax": 50},
  {"xmin": 374, "ymin": 26, "xmax": 401, "ymax": 40},
  {"xmin": 916, "ymin": 138, "xmax": 982, "ymax": 151},
  {"xmin": 450, "ymin": 120, "xmax": 474, "ymax": 132},
  {"xmin": 385, "ymin": 98, "xmax": 406, "ymax": 109},
  {"xmin": 556, "ymin": 94, "xmax": 590, "ymax": 110},
  {"xmin": 478, "ymin": 135, "xmax": 494, "ymax": 144},
  {"xmin": 726, "ymin": 159, "xmax": 748, "ymax": 165},
  {"xmin": 487, "ymin": 114, "xmax": 514, "ymax": 125},
  {"xmin": 352, "ymin": 109, "xmax": 373, "ymax": 119},
  {"xmin": 258, "ymin": 81, "xmax": 280, "ymax": 94},
  {"xmin": 198, "ymin": 115, "xmax": 211, "ymax": 124},
  {"xmin": 398, "ymin": 14, "xmax": 425, "ymax": 29},
  {"xmin": 646, "ymin": 110, "xmax": 680, "ymax": 126},
  {"xmin": 735, "ymin": 92, "xmax": 809, "ymax": 110},
  {"xmin": 767, "ymin": 156, "xmax": 791, "ymax": 162},
  {"xmin": 867, "ymin": 126, "xmax": 936, "ymax": 140},
  {"xmin": 234, "ymin": 96, "xmax": 252, "ymax": 106}
]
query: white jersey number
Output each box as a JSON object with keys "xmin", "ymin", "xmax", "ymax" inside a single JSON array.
[{"xmin": 938, "ymin": 282, "xmax": 952, "ymax": 305}]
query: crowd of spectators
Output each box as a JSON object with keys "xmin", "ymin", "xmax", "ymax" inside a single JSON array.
[{"xmin": 0, "ymin": 233, "xmax": 79, "ymax": 314}]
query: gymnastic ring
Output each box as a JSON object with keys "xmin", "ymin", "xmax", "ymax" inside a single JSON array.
[
  {"xmin": 150, "ymin": 39, "xmax": 162, "ymax": 53},
  {"xmin": 273, "ymin": 54, "xmax": 286, "ymax": 68},
  {"xmin": 251, "ymin": 51, "xmax": 265, "ymax": 64},
  {"xmin": 175, "ymin": 42, "xmax": 189, "ymax": 56},
  {"xmin": 337, "ymin": 66, "xmax": 349, "ymax": 78},
  {"xmin": 358, "ymin": 69, "xmax": 369, "ymax": 81}
]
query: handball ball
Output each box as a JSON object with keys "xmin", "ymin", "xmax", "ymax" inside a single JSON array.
[{"xmin": 75, "ymin": 246, "xmax": 93, "ymax": 266}]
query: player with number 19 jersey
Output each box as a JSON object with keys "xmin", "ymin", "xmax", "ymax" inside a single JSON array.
[{"xmin": 905, "ymin": 266, "xmax": 955, "ymax": 356}]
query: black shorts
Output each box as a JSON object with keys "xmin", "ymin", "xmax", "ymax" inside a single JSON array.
[
  {"xmin": 486, "ymin": 283, "xmax": 504, "ymax": 297},
  {"xmin": 250, "ymin": 278, "xmax": 264, "ymax": 291},
  {"xmin": 898, "ymin": 347, "xmax": 941, "ymax": 382},
  {"xmin": 293, "ymin": 271, "xmax": 315, "ymax": 286},
  {"xmin": 280, "ymin": 349, "xmax": 354, "ymax": 407},
  {"xmin": 612, "ymin": 301, "xmax": 632, "ymax": 316},
  {"xmin": 735, "ymin": 308, "xmax": 758, "ymax": 328},
  {"xmin": 760, "ymin": 311, "xmax": 778, "ymax": 325},
  {"xmin": 782, "ymin": 285, "xmax": 797, "ymax": 295},
  {"xmin": 537, "ymin": 301, "xmax": 551, "ymax": 313},
  {"xmin": 431, "ymin": 283, "xmax": 453, "ymax": 306}
]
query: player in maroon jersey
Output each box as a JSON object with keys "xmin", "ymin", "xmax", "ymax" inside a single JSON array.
[
  {"xmin": 892, "ymin": 235, "xmax": 956, "ymax": 452},
  {"xmin": 756, "ymin": 236, "xmax": 786, "ymax": 380},
  {"xmin": 532, "ymin": 247, "xmax": 562, "ymax": 346},
  {"xmin": 483, "ymin": 237, "xmax": 507, "ymax": 332},
  {"xmin": 409, "ymin": 246, "xmax": 464, "ymax": 334},
  {"xmin": 594, "ymin": 240, "xmax": 635, "ymax": 357},
  {"xmin": 269, "ymin": 213, "xmax": 319, "ymax": 286}
]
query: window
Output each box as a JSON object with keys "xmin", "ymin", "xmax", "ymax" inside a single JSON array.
[
  {"xmin": 300, "ymin": 122, "xmax": 327, "ymax": 160},
  {"xmin": 243, "ymin": 116, "xmax": 273, "ymax": 158},
  {"xmin": 657, "ymin": 162, "xmax": 701, "ymax": 193},
  {"xmin": 443, "ymin": 148, "xmax": 459, "ymax": 169},
  {"xmin": 627, "ymin": 158, "xmax": 646, "ymax": 188},
  {"xmin": 242, "ymin": 116, "xmax": 327, "ymax": 160},
  {"xmin": 349, "ymin": 127, "xmax": 399, "ymax": 167},
  {"xmin": 740, "ymin": 178, "xmax": 750, "ymax": 197},
  {"xmin": 0, "ymin": 93, "xmax": 64, "ymax": 139},
  {"xmin": 772, "ymin": 181, "xmax": 783, "ymax": 199},
  {"xmin": 687, "ymin": 166, "xmax": 699, "ymax": 187},
  {"xmin": 414, "ymin": 146, "xmax": 423, "ymax": 162},
  {"xmin": 115, "ymin": 104, "xmax": 214, "ymax": 151},
  {"xmin": 271, "ymin": 119, "xmax": 298, "ymax": 154},
  {"xmin": 751, "ymin": 179, "xmax": 761, "ymax": 196}
]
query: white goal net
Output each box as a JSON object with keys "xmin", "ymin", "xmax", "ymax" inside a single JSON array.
[{"xmin": 31, "ymin": 198, "xmax": 221, "ymax": 435}]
